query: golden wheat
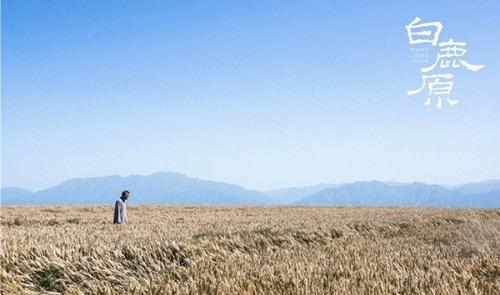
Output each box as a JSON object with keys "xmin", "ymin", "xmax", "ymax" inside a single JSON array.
[{"xmin": 0, "ymin": 206, "xmax": 499, "ymax": 294}]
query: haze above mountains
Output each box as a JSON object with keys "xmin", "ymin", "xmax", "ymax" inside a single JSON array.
[{"xmin": 1, "ymin": 172, "xmax": 499, "ymax": 208}]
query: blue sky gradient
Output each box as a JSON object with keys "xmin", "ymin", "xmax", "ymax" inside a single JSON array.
[{"xmin": 2, "ymin": 0, "xmax": 500, "ymax": 190}]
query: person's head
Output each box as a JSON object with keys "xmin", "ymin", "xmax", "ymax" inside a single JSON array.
[{"xmin": 121, "ymin": 190, "xmax": 130, "ymax": 201}]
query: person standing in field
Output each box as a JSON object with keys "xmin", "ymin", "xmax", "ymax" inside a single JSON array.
[{"xmin": 114, "ymin": 190, "xmax": 129, "ymax": 224}]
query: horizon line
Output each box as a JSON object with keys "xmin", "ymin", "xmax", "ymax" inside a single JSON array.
[{"xmin": 2, "ymin": 171, "xmax": 499, "ymax": 193}]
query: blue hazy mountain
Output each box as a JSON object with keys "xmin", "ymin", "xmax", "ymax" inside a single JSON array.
[
  {"xmin": 1, "ymin": 187, "xmax": 34, "ymax": 205},
  {"xmin": 296, "ymin": 181, "xmax": 500, "ymax": 208},
  {"xmin": 1, "ymin": 172, "xmax": 272, "ymax": 205},
  {"xmin": 2, "ymin": 174, "xmax": 499, "ymax": 207},
  {"xmin": 264, "ymin": 183, "xmax": 340, "ymax": 204},
  {"xmin": 451, "ymin": 180, "xmax": 500, "ymax": 195}
]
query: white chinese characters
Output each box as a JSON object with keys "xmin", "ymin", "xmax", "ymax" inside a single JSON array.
[
  {"xmin": 405, "ymin": 17, "xmax": 443, "ymax": 46},
  {"xmin": 406, "ymin": 17, "xmax": 484, "ymax": 109}
]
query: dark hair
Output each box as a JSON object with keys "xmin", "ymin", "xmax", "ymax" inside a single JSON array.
[{"xmin": 121, "ymin": 190, "xmax": 130, "ymax": 197}]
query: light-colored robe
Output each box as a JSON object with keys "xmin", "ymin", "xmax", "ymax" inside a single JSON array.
[{"xmin": 113, "ymin": 198, "xmax": 128, "ymax": 224}]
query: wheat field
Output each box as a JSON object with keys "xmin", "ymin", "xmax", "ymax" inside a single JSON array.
[{"xmin": 0, "ymin": 206, "xmax": 499, "ymax": 294}]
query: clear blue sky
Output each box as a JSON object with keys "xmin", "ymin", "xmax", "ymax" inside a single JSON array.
[{"xmin": 2, "ymin": 0, "xmax": 499, "ymax": 191}]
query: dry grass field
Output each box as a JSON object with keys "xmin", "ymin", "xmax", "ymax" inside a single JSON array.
[{"xmin": 1, "ymin": 206, "xmax": 499, "ymax": 294}]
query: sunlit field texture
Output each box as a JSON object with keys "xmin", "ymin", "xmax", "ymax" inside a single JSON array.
[{"xmin": 1, "ymin": 206, "xmax": 499, "ymax": 294}]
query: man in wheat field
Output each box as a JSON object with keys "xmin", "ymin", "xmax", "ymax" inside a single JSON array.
[{"xmin": 113, "ymin": 190, "xmax": 129, "ymax": 224}]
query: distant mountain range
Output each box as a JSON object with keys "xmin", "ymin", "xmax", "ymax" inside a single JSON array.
[
  {"xmin": 296, "ymin": 181, "xmax": 500, "ymax": 208},
  {"xmin": 1, "ymin": 172, "xmax": 499, "ymax": 207},
  {"xmin": 1, "ymin": 172, "xmax": 271, "ymax": 205},
  {"xmin": 264, "ymin": 183, "xmax": 340, "ymax": 204}
]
